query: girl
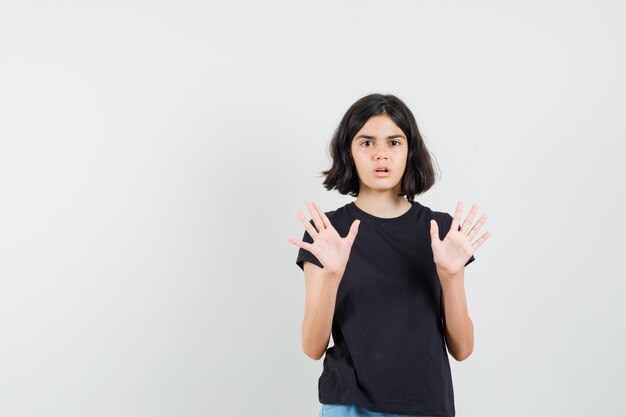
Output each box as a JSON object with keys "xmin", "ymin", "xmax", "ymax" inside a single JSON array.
[{"xmin": 287, "ymin": 94, "xmax": 490, "ymax": 417}]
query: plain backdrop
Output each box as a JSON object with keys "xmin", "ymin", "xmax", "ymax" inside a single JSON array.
[{"xmin": 1, "ymin": 1, "xmax": 625, "ymax": 416}]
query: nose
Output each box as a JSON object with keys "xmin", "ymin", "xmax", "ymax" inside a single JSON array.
[
  {"xmin": 373, "ymin": 142, "xmax": 389, "ymax": 160},
  {"xmin": 375, "ymin": 152, "xmax": 388, "ymax": 160},
  {"xmin": 369, "ymin": 141, "xmax": 389, "ymax": 162}
]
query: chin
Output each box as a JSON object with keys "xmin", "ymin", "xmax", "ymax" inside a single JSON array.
[{"xmin": 365, "ymin": 182, "xmax": 401, "ymax": 192}]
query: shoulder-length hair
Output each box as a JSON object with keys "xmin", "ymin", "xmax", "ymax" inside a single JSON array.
[{"xmin": 320, "ymin": 93, "xmax": 437, "ymax": 203}]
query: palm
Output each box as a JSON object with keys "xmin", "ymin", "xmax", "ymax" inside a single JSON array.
[
  {"xmin": 288, "ymin": 200, "xmax": 360, "ymax": 275},
  {"xmin": 430, "ymin": 201, "xmax": 491, "ymax": 277},
  {"xmin": 306, "ymin": 225, "xmax": 354, "ymax": 272}
]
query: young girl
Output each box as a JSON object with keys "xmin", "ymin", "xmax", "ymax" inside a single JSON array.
[{"xmin": 287, "ymin": 94, "xmax": 490, "ymax": 417}]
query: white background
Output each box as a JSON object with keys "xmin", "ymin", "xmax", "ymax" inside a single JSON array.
[{"xmin": 1, "ymin": 1, "xmax": 625, "ymax": 416}]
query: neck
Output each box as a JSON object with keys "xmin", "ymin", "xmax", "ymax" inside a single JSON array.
[{"xmin": 353, "ymin": 190, "xmax": 412, "ymax": 218}]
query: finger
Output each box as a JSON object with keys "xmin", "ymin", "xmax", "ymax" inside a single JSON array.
[
  {"xmin": 430, "ymin": 219, "xmax": 440, "ymax": 244},
  {"xmin": 451, "ymin": 201, "xmax": 463, "ymax": 232},
  {"xmin": 287, "ymin": 236, "xmax": 314, "ymax": 252},
  {"xmin": 467, "ymin": 213, "xmax": 488, "ymax": 241},
  {"xmin": 461, "ymin": 203, "xmax": 479, "ymax": 234},
  {"xmin": 471, "ymin": 230, "xmax": 491, "ymax": 251},
  {"xmin": 312, "ymin": 201, "xmax": 332, "ymax": 229},
  {"xmin": 306, "ymin": 200, "xmax": 325, "ymax": 233},
  {"xmin": 297, "ymin": 210, "xmax": 319, "ymax": 238},
  {"xmin": 345, "ymin": 219, "xmax": 360, "ymax": 246}
]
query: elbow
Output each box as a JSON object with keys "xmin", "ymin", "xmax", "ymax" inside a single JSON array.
[
  {"xmin": 302, "ymin": 339, "xmax": 324, "ymax": 361},
  {"xmin": 302, "ymin": 346, "xmax": 324, "ymax": 361},
  {"xmin": 302, "ymin": 331, "xmax": 330, "ymax": 361},
  {"xmin": 452, "ymin": 347, "xmax": 473, "ymax": 362}
]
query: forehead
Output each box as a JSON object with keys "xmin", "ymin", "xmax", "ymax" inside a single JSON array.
[{"xmin": 353, "ymin": 115, "xmax": 405, "ymax": 138}]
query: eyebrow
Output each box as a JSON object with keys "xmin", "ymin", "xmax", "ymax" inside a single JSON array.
[{"xmin": 354, "ymin": 134, "xmax": 405, "ymax": 140}]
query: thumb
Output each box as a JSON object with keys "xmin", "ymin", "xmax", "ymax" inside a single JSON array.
[
  {"xmin": 429, "ymin": 219, "xmax": 439, "ymax": 245},
  {"xmin": 345, "ymin": 219, "xmax": 360, "ymax": 245}
]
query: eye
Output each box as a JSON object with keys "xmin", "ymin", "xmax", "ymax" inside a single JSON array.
[{"xmin": 359, "ymin": 139, "xmax": 401, "ymax": 147}]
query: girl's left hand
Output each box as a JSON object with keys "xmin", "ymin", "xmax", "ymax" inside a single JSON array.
[{"xmin": 430, "ymin": 201, "xmax": 491, "ymax": 278}]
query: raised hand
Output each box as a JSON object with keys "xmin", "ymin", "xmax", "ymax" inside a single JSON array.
[
  {"xmin": 288, "ymin": 200, "xmax": 360, "ymax": 275},
  {"xmin": 430, "ymin": 201, "xmax": 491, "ymax": 278}
]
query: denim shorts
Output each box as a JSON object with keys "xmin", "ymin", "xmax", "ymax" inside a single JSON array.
[{"xmin": 319, "ymin": 403, "xmax": 436, "ymax": 417}]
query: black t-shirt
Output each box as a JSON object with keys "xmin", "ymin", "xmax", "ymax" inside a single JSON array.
[{"xmin": 295, "ymin": 200, "xmax": 475, "ymax": 417}]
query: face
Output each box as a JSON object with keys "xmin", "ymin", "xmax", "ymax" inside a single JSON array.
[{"xmin": 350, "ymin": 114, "xmax": 408, "ymax": 194}]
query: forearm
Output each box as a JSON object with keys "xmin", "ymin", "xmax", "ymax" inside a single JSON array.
[
  {"xmin": 302, "ymin": 271, "xmax": 342, "ymax": 360},
  {"xmin": 439, "ymin": 268, "xmax": 474, "ymax": 361}
]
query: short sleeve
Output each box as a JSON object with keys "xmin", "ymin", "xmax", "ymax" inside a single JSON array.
[
  {"xmin": 444, "ymin": 213, "xmax": 476, "ymax": 267},
  {"xmin": 295, "ymin": 219, "xmax": 324, "ymax": 271}
]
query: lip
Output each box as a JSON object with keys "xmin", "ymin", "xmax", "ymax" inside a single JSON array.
[{"xmin": 373, "ymin": 166, "xmax": 390, "ymax": 178}]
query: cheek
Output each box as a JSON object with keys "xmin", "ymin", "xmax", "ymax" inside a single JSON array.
[
  {"xmin": 397, "ymin": 154, "xmax": 408, "ymax": 173},
  {"xmin": 351, "ymin": 148, "xmax": 367, "ymax": 164},
  {"xmin": 393, "ymin": 147, "xmax": 407, "ymax": 160}
]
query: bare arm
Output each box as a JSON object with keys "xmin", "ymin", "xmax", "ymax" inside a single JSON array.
[
  {"xmin": 439, "ymin": 267, "xmax": 474, "ymax": 361},
  {"xmin": 430, "ymin": 201, "xmax": 490, "ymax": 362},
  {"xmin": 288, "ymin": 200, "xmax": 359, "ymax": 360},
  {"xmin": 301, "ymin": 261, "xmax": 344, "ymax": 360}
]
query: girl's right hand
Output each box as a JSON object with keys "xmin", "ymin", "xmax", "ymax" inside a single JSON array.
[{"xmin": 288, "ymin": 200, "xmax": 360, "ymax": 276}]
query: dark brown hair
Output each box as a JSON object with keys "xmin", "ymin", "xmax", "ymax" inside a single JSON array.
[{"xmin": 320, "ymin": 93, "xmax": 437, "ymax": 202}]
